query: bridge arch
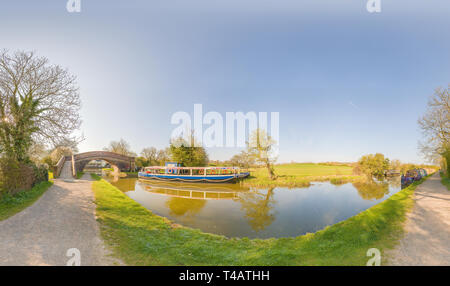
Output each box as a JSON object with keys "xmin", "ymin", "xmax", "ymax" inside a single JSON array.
[{"xmin": 73, "ymin": 151, "xmax": 135, "ymax": 175}]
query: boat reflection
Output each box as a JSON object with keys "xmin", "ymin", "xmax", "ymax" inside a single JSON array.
[{"xmin": 137, "ymin": 180, "xmax": 250, "ymax": 200}]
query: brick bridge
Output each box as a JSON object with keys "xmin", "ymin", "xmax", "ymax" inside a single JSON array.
[{"xmin": 54, "ymin": 151, "xmax": 135, "ymax": 178}]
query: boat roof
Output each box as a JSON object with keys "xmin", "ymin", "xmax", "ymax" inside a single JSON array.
[{"xmin": 143, "ymin": 166, "xmax": 240, "ymax": 169}]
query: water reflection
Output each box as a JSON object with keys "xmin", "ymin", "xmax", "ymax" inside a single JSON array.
[
  {"xmin": 166, "ymin": 197, "xmax": 207, "ymax": 216},
  {"xmin": 238, "ymin": 188, "xmax": 276, "ymax": 232},
  {"xmin": 352, "ymin": 181, "xmax": 389, "ymax": 200},
  {"xmin": 110, "ymin": 176, "xmax": 136, "ymax": 192},
  {"xmin": 138, "ymin": 181, "xmax": 247, "ymax": 200},
  {"xmin": 107, "ymin": 177, "xmax": 401, "ymax": 238}
]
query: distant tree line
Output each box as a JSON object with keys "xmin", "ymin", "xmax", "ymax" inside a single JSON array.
[
  {"xmin": 105, "ymin": 136, "xmax": 208, "ymax": 169},
  {"xmin": 107, "ymin": 128, "xmax": 279, "ymax": 179},
  {"xmin": 353, "ymin": 153, "xmax": 439, "ymax": 179}
]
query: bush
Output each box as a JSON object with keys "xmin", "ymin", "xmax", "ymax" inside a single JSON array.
[
  {"xmin": 354, "ymin": 153, "xmax": 390, "ymax": 177},
  {"xmin": 0, "ymin": 157, "xmax": 49, "ymax": 196},
  {"xmin": 33, "ymin": 164, "xmax": 49, "ymax": 185}
]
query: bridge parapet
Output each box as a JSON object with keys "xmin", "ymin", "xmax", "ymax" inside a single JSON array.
[{"xmin": 53, "ymin": 155, "xmax": 66, "ymax": 178}]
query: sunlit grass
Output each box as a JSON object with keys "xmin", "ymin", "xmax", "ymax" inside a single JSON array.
[
  {"xmin": 243, "ymin": 163, "xmax": 360, "ymax": 188},
  {"xmin": 91, "ymin": 173, "xmax": 427, "ymax": 265}
]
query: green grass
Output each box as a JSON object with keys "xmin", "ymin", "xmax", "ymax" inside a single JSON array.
[
  {"xmin": 76, "ymin": 171, "xmax": 85, "ymax": 179},
  {"xmin": 0, "ymin": 181, "xmax": 53, "ymax": 221},
  {"xmin": 91, "ymin": 173, "xmax": 427, "ymax": 266},
  {"xmin": 440, "ymin": 172, "xmax": 450, "ymax": 191},
  {"xmin": 243, "ymin": 163, "xmax": 360, "ymax": 188}
]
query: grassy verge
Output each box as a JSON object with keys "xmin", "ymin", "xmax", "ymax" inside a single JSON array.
[
  {"xmin": 440, "ymin": 172, "xmax": 450, "ymax": 191},
  {"xmin": 243, "ymin": 164, "xmax": 361, "ymax": 188},
  {"xmin": 0, "ymin": 181, "xmax": 53, "ymax": 221},
  {"xmin": 91, "ymin": 173, "xmax": 427, "ymax": 266}
]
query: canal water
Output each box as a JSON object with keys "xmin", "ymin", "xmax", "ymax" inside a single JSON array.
[{"xmin": 106, "ymin": 176, "xmax": 401, "ymax": 239}]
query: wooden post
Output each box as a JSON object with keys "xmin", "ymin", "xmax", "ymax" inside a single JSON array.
[{"xmin": 72, "ymin": 155, "xmax": 76, "ymax": 178}]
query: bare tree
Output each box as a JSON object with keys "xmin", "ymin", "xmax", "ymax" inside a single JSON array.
[
  {"xmin": 247, "ymin": 129, "xmax": 278, "ymax": 180},
  {"xmin": 104, "ymin": 138, "xmax": 136, "ymax": 156},
  {"xmin": 230, "ymin": 150, "xmax": 255, "ymax": 169},
  {"xmin": 141, "ymin": 147, "xmax": 158, "ymax": 165},
  {"xmin": 0, "ymin": 50, "xmax": 82, "ymax": 150},
  {"xmin": 156, "ymin": 148, "xmax": 170, "ymax": 165},
  {"xmin": 53, "ymin": 137, "xmax": 80, "ymax": 154},
  {"xmin": 389, "ymin": 159, "xmax": 402, "ymax": 171},
  {"xmin": 418, "ymin": 86, "xmax": 450, "ymax": 165},
  {"xmin": 50, "ymin": 146, "xmax": 73, "ymax": 164}
]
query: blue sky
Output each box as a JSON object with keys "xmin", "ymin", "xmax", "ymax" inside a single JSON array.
[{"xmin": 1, "ymin": 0, "xmax": 449, "ymax": 163}]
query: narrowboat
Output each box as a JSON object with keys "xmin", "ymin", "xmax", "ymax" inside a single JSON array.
[
  {"xmin": 138, "ymin": 162, "xmax": 250, "ymax": 183},
  {"xmin": 401, "ymin": 168, "xmax": 428, "ymax": 188}
]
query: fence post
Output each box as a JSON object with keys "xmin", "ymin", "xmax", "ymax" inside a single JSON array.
[{"xmin": 72, "ymin": 155, "xmax": 76, "ymax": 178}]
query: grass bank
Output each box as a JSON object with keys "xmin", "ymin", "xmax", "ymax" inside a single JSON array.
[
  {"xmin": 243, "ymin": 163, "xmax": 361, "ymax": 188},
  {"xmin": 440, "ymin": 172, "xmax": 450, "ymax": 190},
  {"xmin": 0, "ymin": 181, "xmax": 53, "ymax": 221},
  {"xmin": 91, "ymin": 173, "xmax": 427, "ymax": 266}
]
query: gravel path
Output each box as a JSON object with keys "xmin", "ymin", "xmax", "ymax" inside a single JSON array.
[
  {"xmin": 387, "ymin": 172, "xmax": 450, "ymax": 265},
  {"xmin": 0, "ymin": 172, "xmax": 119, "ymax": 266}
]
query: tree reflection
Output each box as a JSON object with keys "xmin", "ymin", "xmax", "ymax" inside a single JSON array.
[
  {"xmin": 110, "ymin": 178, "xmax": 136, "ymax": 192},
  {"xmin": 238, "ymin": 188, "xmax": 276, "ymax": 232},
  {"xmin": 165, "ymin": 197, "xmax": 207, "ymax": 216},
  {"xmin": 352, "ymin": 180, "xmax": 389, "ymax": 200},
  {"xmin": 385, "ymin": 176, "xmax": 401, "ymax": 189}
]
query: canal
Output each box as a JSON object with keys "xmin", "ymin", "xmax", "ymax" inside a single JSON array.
[{"xmin": 106, "ymin": 176, "xmax": 401, "ymax": 239}]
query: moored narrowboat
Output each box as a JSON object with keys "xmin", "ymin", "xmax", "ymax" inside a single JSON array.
[{"xmin": 138, "ymin": 162, "xmax": 250, "ymax": 183}]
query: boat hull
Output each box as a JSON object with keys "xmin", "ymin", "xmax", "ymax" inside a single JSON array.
[{"xmin": 138, "ymin": 172, "xmax": 239, "ymax": 183}]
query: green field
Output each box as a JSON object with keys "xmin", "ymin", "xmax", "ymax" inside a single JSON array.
[
  {"xmin": 91, "ymin": 173, "xmax": 427, "ymax": 265},
  {"xmin": 244, "ymin": 163, "xmax": 360, "ymax": 188}
]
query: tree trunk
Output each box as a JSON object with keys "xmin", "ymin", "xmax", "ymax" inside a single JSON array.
[{"xmin": 266, "ymin": 161, "xmax": 277, "ymax": 180}]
